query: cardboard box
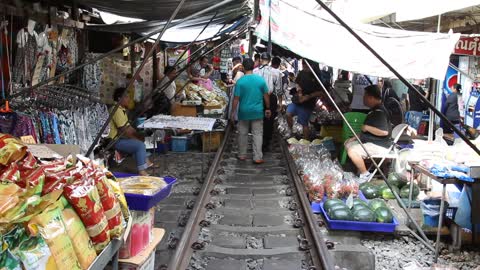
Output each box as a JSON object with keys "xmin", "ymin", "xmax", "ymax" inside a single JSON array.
[
  {"xmin": 171, "ymin": 103, "xmax": 197, "ymax": 117},
  {"xmin": 202, "ymin": 131, "xmax": 224, "ymax": 152},
  {"xmin": 27, "ymin": 144, "xmax": 80, "ymax": 159},
  {"xmin": 119, "ymin": 228, "xmax": 165, "ymax": 270}
]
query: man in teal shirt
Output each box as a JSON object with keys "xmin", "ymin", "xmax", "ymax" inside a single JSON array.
[{"xmin": 230, "ymin": 58, "xmax": 271, "ymax": 164}]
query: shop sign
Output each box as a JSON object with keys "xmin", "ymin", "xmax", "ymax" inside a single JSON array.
[{"xmin": 454, "ymin": 37, "xmax": 480, "ymax": 56}]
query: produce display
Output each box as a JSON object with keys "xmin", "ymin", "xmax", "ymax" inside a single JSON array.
[
  {"xmin": 323, "ymin": 198, "xmax": 395, "ymax": 224},
  {"xmin": 359, "ymin": 173, "xmax": 420, "ymax": 201},
  {"xmin": 184, "ymin": 82, "xmax": 228, "ymax": 108},
  {"xmin": 288, "ymin": 143, "xmax": 360, "ymax": 202},
  {"xmin": 0, "ymin": 134, "xmax": 129, "ymax": 270}
]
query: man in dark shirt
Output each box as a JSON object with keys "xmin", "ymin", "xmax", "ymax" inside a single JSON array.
[
  {"xmin": 286, "ymin": 59, "xmax": 323, "ymax": 139},
  {"xmin": 406, "ymin": 80, "xmax": 428, "ymax": 131},
  {"xmin": 345, "ymin": 85, "xmax": 392, "ymax": 181},
  {"xmin": 442, "ymin": 83, "xmax": 461, "ymax": 134}
]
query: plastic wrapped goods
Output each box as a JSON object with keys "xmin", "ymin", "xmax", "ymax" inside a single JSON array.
[
  {"xmin": 63, "ymin": 178, "xmax": 110, "ymax": 253},
  {"xmin": 59, "ymin": 197, "xmax": 97, "ymax": 269},
  {"xmin": 28, "ymin": 207, "xmax": 81, "ymax": 270},
  {"xmin": 0, "ymin": 134, "xmax": 27, "ymax": 166}
]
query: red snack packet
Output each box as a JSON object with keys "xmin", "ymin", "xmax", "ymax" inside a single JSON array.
[
  {"xmin": 63, "ymin": 177, "xmax": 111, "ymax": 252},
  {"xmin": 93, "ymin": 170, "xmax": 123, "ymax": 238},
  {"xmin": 0, "ymin": 163, "xmax": 20, "ymax": 183},
  {"xmin": 18, "ymin": 167, "xmax": 45, "ymax": 189},
  {"xmin": 42, "ymin": 167, "xmax": 75, "ymax": 195},
  {"xmin": 18, "ymin": 152, "xmax": 38, "ymax": 170}
]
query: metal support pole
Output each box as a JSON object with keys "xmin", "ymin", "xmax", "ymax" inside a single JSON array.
[
  {"xmin": 267, "ymin": 0, "xmax": 272, "ymax": 55},
  {"xmin": 86, "ymin": 0, "xmax": 187, "ymax": 156},
  {"xmin": 314, "ymin": 0, "xmax": 480, "ymax": 156},
  {"xmin": 304, "ymin": 59, "xmax": 434, "ymax": 250},
  {"xmin": 428, "ymin": 79, "xmax": 437, "ymax": 141},
  {"xmin": 435, "ymin": 184, "xmax": 447, "ymax": 262}
]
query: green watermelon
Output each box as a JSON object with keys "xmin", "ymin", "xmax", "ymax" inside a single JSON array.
[
  {"xmin": 329, "ymin": 208, "xmax": 353, "ymax": 221},
  {"xmin": 323, "ymin": 199, "xmax": 345, "ymax": 212},
  {"xmin": 381, "ymin": 185, "xmax": 400, "ymax": 200},
  {"xmin": 352, "ymin": 198, "xmax": 369, "ymax": 208},
  {"xmin": 327, "ymin": 203, "xmax": 349, "ymax": 214},
  {"xmin": 360, "ymin": 184, "xmax": 380, "ymax": 199},
  {"xmin": 353, "ymin": 208, "xmax": 376, "ymax": 222},
  {"xmin": 369, "ymin": 198, "xmax": 387, "ymax": 211},
  {"xmin": 374, "ymin": 207, "xmax": 394, "ymax": 223},
  {"xmin": 387, "ymin": 173, "xmax": 407, "ymax": 188},
  {"xmin": 352, "ymin": 204, "xmax": 370, "ymax": 213},
  {"xmin": 400, "ymin": 184, "xmax": 420, "ymax": 199}
]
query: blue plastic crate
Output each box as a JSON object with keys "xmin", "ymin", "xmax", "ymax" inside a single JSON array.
[
  {"xmin": 171, "ymin": 136, "xmax": 188, "ymax": 152},
  {"xmin": 320, "ymin": 201, "xmax": 398, "ymax": 233},
  {"xmin": 123, "ymin": 176, "xmax": 177, "ymax": 211}
]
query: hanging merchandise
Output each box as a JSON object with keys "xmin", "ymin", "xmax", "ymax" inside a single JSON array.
[
  {"xmin": 98, "ymin": 54, "xmax": 156, "ymax": 105},
  {"xmin": 82, "ymin": 53, "xmax": 102, "ymax": 94},
  {"xmin": 219, "ymin": 45, "xmax": 231, "ymax": 74},
  {"xmin": 12, "ymin": 21, "xmax": 38, "ymax": 86}
]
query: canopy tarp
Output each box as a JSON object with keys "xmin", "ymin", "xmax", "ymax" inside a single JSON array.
[
  {"xmin": 85, "ymin": 0, "xmax": 250, "ymax": 43},
  {"xmin": 255, "ymin": 0, "xmax": 461, "ymax": 80},
  {"xmin": 327, "ymin": 0, "xmax": 480, "ymax": 23}
]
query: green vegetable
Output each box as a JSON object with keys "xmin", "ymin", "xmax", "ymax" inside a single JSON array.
[
  {"xmin": 353, "ymin": 208, "xmax": 376, "ymax": 222},
  {"xmin": 374, "ymin": 207, "xmax": 394, "ymax": 223},
  {"xmin": 323, "ymin": 199, "xmax": 345, "ymax": 212},
  {"xmin": 387, "ymin": 173, "xmax": 407, "ymax": 188},
  {"xmin": 381, "ymin": 185, "xmax": 400, "ymax": 200},
  {"xmin": 400, "ymin": 184, "xmax": 420, "ymax": 199},
  {"xmin": 328, "ymin": 208, "xmax": 353, "ymax": 221},
  {"xmin": 369, "ymin": 198, "xmax": 387, "ymax": 211},
  {"xmin": 361, "ymin": 184, "xmax": 380, "ymax": 199}
]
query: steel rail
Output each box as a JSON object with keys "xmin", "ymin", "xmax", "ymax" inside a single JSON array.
[
  {"xmin": 168, "ymin": 124, "xmax": 233, "ymax": 270},
  {"xmin": 280, "ymin": 139, "xmax": 336, "ymax": 269}
]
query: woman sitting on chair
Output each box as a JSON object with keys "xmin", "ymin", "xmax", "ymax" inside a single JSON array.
[{"xmin": 109, "ymin": 87, "xmax": 153, "ymax": 176}]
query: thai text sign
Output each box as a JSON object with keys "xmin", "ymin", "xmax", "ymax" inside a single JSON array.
[{"xmin": 454, "ymin": 37, "xmax": 480, "ymax": 56}]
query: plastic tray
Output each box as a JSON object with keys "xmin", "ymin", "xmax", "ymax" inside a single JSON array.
[
  {"xmin": 122, "ymin": 176, "xmax": 177, "ymax": 211},
  {"xmin": 318, "ymin": 197, "xmax": 398, "ymax": 233}
]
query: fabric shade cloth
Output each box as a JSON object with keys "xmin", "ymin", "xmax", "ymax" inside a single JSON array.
[{"xmin": 255, "ymin": 0, "xmax": 461, "ymax": 80}]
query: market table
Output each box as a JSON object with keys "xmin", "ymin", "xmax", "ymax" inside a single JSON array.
[
  {"xmin": 407, "ymin": 163, "xmax": 479, "ymax": 262},
  {"xmin": 139, "ymin": 115, "xmax": 226, "ymax": 177}
]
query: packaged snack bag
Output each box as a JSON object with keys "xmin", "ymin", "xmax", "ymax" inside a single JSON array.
[
  {"xmin": 59, "ymin": 197, "xmax": 96, "ymax": 269},
  {"xmin": 63, "ymin": 178, "xmax": 110, "ymax": 253},
  {"xmin": 0, "ymin": 134, "xmax": 27, "ymax": 166},
  {"xmin": 28, "ymin": 207, "xmax": 81, "ymax": 270},
  {"xmin": 93, "ymin": 171, "xmax": 123, "ymax": 238}
]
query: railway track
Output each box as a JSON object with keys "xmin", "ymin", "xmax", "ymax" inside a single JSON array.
[{"xmin": 166, "ymin": 127, "xmax": 334, "ymax": 270}]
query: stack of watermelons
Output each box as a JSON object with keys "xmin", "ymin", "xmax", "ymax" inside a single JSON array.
[
  {"xmin": 323, "ymin": 198, "xmax": 394, "ymax": 223},
  {"xmin": 359, "ymin": 173, "xmax": 420, "ymax": 200}
]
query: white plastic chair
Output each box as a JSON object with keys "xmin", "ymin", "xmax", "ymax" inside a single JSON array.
[{"xmin": 367, "ymin": 123, "xmax": 409, "ymax": 181}]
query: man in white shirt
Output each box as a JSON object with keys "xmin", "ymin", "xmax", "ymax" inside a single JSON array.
[
  {"xmin": 159, "ymin": 66, "xmax": 183, "ymax": 103},
  {"xmin": 254, "ymin": 53, "xmax": 283, "ymax": 151}
]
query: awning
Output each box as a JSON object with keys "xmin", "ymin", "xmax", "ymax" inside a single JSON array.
[
  {"xmin": 255, "ymin": 0, "xmax": 461, "ymax": 80},
  {"xmin": 85, "ymin": 0, "xmax": 250, "ymax": 43},
  {"xmin": 327, "ymin": 0, "xmax": 480, "ymax": 23}
]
